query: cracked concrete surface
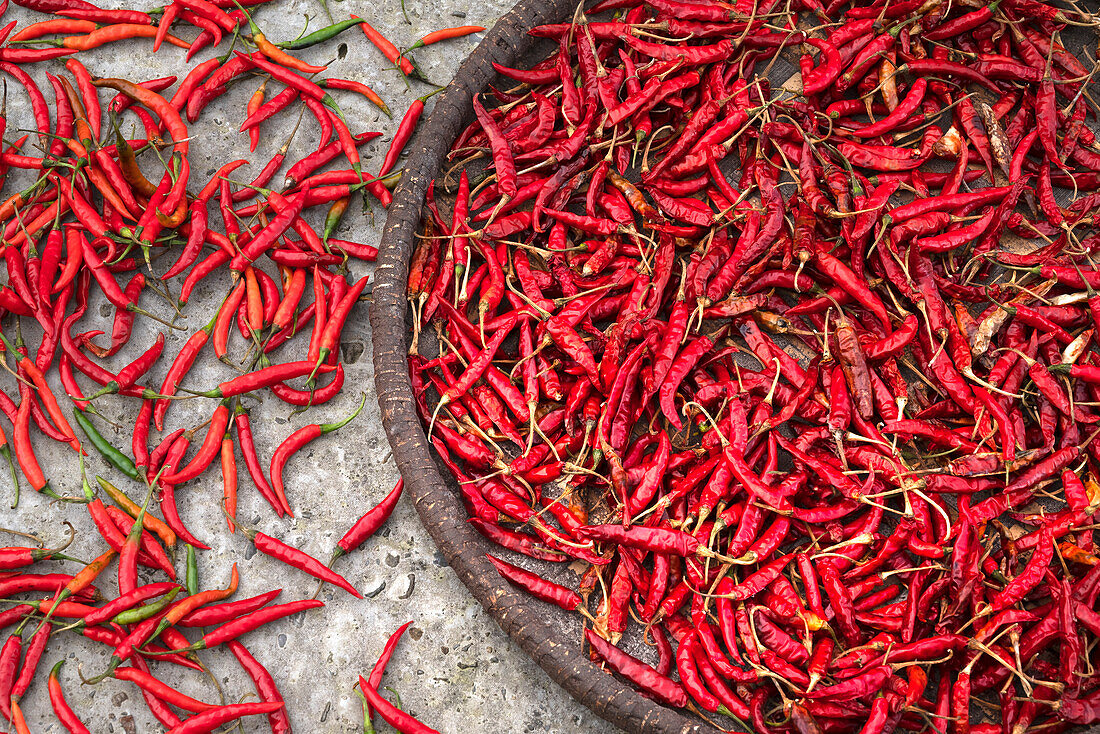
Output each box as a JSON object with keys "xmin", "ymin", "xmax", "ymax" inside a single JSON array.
[{"xmin": 0, "ymin": 0, "xmax": 621, "ymax": 730}]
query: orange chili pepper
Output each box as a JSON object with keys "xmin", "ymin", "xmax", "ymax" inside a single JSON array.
[
  {"xmin": 351, "ymin": 15, "xmax": 416, "ymax": 78},
  {"xmin": 244, "ymin": 266, "xmax": 263, "ymax": 336},
  {"xmin": 253, "ymin": 31, "xmax": 327, "ymax": 74},
  {"xmin": 9, "ymin": 18, "xmax": 97, "ymax": 44},
  {"xmin": 58, "ymin": 76, "xmax": 94, "ymax": 151},
  {"xmin": 1060, "ymin": 541, "xmax": 1099, "ymax": 566},
  {"xmin": 63, "ymin": 24, "xmax": 190, "ymax": 52},
  {"xmin": 11, "ymin": 700, "xmax": 29, "ymax": 734},
  {"xmin": 39, "ymin": 547, "xmax": 117, "ymax": 627},
  {"xmin": 84, "ymin": 165, "xmax": 137, "ymax": 220},
  {"xmin": 93, "ymin": 77, "xmax": 189, "ymax": 156},
  {"xmin": 114, "ymin": 132, "xmax": 157, "ymax": 197},
  {"xmin": 155, "ymin": 196, "xmax": 189, "ymax": 227},
  {"xmin": 96, "ymin": 476, "xmax": 177, "ymax": 548},
  {"xmin": 245, "ymin": 79, "xmax": 266, "ymax": 152},
  {"xmin": 318, "ymin": 77, "xmax": 390, "ymax": 117},
  {"xmin": 406, "ymin": 25, "xmax": 484, "ymax": 50},
  {"xmin": 154, "ymin": 563, "xmax": 239, "ymax": 637},
  {"xmin": 0, "ymin": 333, "xmax": 80, "ymax": 453},
  {"xmin": 221, "ymin": 434, "xmax": 237, "ymax": 533}
]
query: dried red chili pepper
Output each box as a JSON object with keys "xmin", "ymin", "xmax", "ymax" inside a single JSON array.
[
  {"xmin": 486, "ymin": 554, "xmax": 581, "ymax": 610},
  {"xmin": 585, "ymin": 628, "xmax": 687, "ymax": 707}
]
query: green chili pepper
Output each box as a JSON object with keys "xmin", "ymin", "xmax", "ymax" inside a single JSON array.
[
  {"xmin": 113, "ymin": 587, "xmax": 181, "ymax": 625},
  {"xmin": 72, "ymin": 410, "xmax": 140, "ymax": 481},
  {"xmin": 279, "ymin": 18, "xmax": 366, "ymax": 50},
  {"xmin": 354, "ymin": 689, "xmax": 375, "ymax": 734},
  {"xmin": 185, "ymin": 544, "xmax": 199, "ymax": 597},
  {"xmin": 79, "ymin": 457, "xmax": 95, "ymax": 503}
]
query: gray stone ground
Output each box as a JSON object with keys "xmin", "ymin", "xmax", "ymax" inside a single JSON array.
[{"xmin": 0, "ymin": 0, "xmax": 621, "ymax": 731}]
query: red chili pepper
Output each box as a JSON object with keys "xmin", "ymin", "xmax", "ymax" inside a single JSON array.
[
  {"xmin": 174, "ymin": 599, "xmax": 326, "ymax": 655},
  {"xmin": 113, "ymin": 666, "xmax": 215, "ymax": 713},
  {"xmin": 585, "ymin": 628, "xmax": 687, "ymax": 707},
  {"xmin": 116, "ymin": 487, "xmax": 157, "ymax": 595},
  {"xmin": 228, "ymin": 188, "xmax": 309, "ymax": 271},
  {"xmin": 309, "ymin": 274, "xmax": 368, "ymax": 370},
  {"xmin": 190, "ymin": 359, "xmax": 334, "ymax": 399},
  {"xmin": 177, "ymin": 588, "xmax": 280, "ymax": 627},
  {"xmin": 160, "ymin": 702, "xmax": 284, "ymax": 734},
  {"xmin": 358, "ymin": 675, "xmax": 439, "ymax": 734},
  {"xmin": 486, "ymin": 554, "xmax": 581, "ymax": 610},
  {"xmin": 82, "ymin": 582, "xmax": 179, "ymax": 626},
  {"xmin": 802, "ymin": 37, "xmax": 842, "ymax": 94},
  {"xmin": 472, "ymin": 93, "xmax": 518, "ymax": 200},
  {"xmin": 330, "ymin": 478, "xmax": 403, "ymax": 563},
  {"xmin": 48, "ymin": 661, "xmax": 90, "ymax": 734},
  {"xmin": 380, "ymin": 94, "xmax": 434, "ymax": 177},
  {"xmin": 226, "ymin": 641, "xmax": 290, "ymax": 733},
  {"xmin": 261, "ymin": 390, "xmax": 364, "ymax": 510},
  {"xmin": 357, "ymin": 619, "xmax": 413, "ymax": 718},
  {"xmin": 233, "ymin": 513, "xmax": 363, "ymax": 597},
  {"xmin": 13, "ymin": 392, "xmax": 53, "ymax": 496},
  {"xmin": 158, "ymin": 400, "xmax": 231, "ymax": 484}
]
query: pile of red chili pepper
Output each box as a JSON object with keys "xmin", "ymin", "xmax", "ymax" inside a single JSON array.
[
  {"xmin": 407, "ymin": 0, "xmax": 1100, "ymax": 731},
  {"xmin": 0, "ymin": 0, "xmax": 490, "ymax": 731}
]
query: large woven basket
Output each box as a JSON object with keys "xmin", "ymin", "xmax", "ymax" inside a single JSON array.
[{"xmin": 368, "ymin": 0, "xmax": 725, "ymax": 730}]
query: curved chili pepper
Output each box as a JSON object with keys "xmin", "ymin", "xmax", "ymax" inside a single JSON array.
[
  {"xmin": 225, "ymin": 641, "xmax": 290, "ymax": 733},
  {"xmin": 268, "ymin": 394, "xmax": 363, "ymax": 513},
  {"xmin": 158, "ymin": 400, "xmax": 231, "ymax": 485},
  {"xmin": 48, "ymin": 661, "xmax": 90, "ymax": 734},
  {"xmin": 319, "ymin": 77, "xmax": 389, "ymax": 117},
  {"xmin": 801, "ymin": 37, "xmax": 842, "ymax": 95}
]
